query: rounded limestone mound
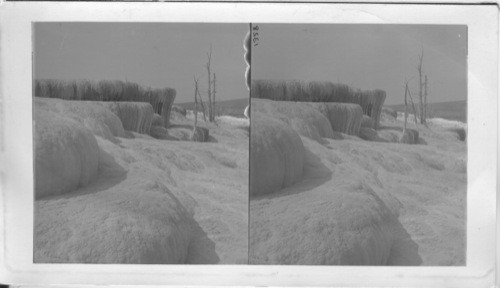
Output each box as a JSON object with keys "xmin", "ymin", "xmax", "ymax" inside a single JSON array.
[
  {"xmin": 249, "ymin": 182, "xmax": 410, "ymax": 265},
  {"xmin": 35, "ymin": 97, "xmax": 126, "ymax": 139},
  {"xmin": 100, "ymin": 102, "xmax": 154, "ymax": 135},
  {"xmin": 359, "ymin": 127, "xmax": 388, "ymax": 142},
  {"xmin": 35, "ymin": 109, "xmax": 99, "ymax": 199},
  {"xmin": 34, "ymin": 179, "xmax": 195, "ymax": 264},
  {"xmin": 251, "ymin": 98, "xmax": 334, "ymax": 143},
  {"xmin": 152, "ymin": 113, "xmax": 165, "ymax": 127},
  {"xmin": 448, "ymin": 127, "xmax": 466, "ymax": 142},
  {"xmin": 171, "ymin": 105, "xmax": 187, "ymax": 117},
  {"xmin": 35, "ymin": 79, "xmax": 176, "ymax": 128},
  {"xmin": 167, "ymin": 126, "xmax": 210, "ymax": 142},
  {"xmin": 168, "ymin": 127, "xmax": 191, "ymax": 141},
  {"xmin": 250, "ymin": 115, "xmax": 305, "ymax": 196},
  {"xmin": 83, "ymin": 118, "xmax": 117, "ymax": 142},
  {"xmin": 150, "ymin": 126, "xmax": 178, "ymax": 141},
  {"xmin": 307, "ymin": 102, "xmax": 363, "ymax": 135},
  {"xmin": 382, "ymin": 106, "xmax": 397, "ymax": 119},
  {"xmin": 400, "ymin": 129, "xmax": 419, "ymax": 144},
  {"xmin": 190, "ymin": 126, "xmax": 210, "ymax": 142},
  {"xmin": 251, "ymin": 80, "xmax": 386, "ymax": 129},
  {"xmin": 361, "ymin": 115, "xmax": 375, "ymax": 129}
]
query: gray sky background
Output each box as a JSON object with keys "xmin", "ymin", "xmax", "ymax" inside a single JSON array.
[
  {"xmin": 252, "ymin": 24, "xmax": 467, "ymax": 105},
  {"xmin": 34, "ymin": 23, "xmax": 248, "ymax": 104}
]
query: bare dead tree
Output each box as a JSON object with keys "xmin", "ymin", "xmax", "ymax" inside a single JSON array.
[
  {"xmin": 424, "ymin": 74, "xmax": 428, "ymax": 121},
  {"xmin": 407, "ymin": 84, "xmax": 419, "ymax": 130},
  {"xmin": 193, "ymin": 76, "xmax": 199, "ymax": 130},
  {"xmin": 206, "ymin": 45, "xmax": 213, "ymax": 122},
  {"xmin": 192, "ymin": 76, "xmax": 210, "ymax": 140},
  {"xmin": 417, "ymin": 47, "xmax": 427, "ymax": 125},
  {"xmin": 212, "ymin": 72, "xmax": 217, "ymax": 118},
  {"xmin": 199, "ymin": 93, "xmax": 207, "ymax": 122},
  {"xmin": 403, "ymin": 81, "xmax": 409, "ymax": 135}
]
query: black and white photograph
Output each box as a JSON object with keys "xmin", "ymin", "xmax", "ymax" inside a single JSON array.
[
  {"xmin": 249, "ymin": 24, "xmax": 468, "ymax": 265},
  {"xmin": 0, "ymin": 2, "xmax": 497, "ymax": 287},
  {"xmin": 33, "ymin": 23, "xmax": 249, "ymax": 264}
]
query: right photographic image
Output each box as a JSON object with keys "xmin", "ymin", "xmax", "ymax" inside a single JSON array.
[{"xmin": 249, "ymin": 24, "xmax": 467, "ymax": 266}]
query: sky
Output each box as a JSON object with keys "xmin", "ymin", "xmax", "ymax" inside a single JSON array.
[
  {"xmin": 252, "ymin": 24, "xmax": 467, "ymax": 105},
  {"xmin": 34, "ymin": 23, "xmax": 249, "ymax": 104}
]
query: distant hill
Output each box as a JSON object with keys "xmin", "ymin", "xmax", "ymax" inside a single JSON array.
[
  {"xmin": 176, "ymin": 98, "xmax": 249, "ymax": 118},
  {"xmin": 388, "ymin": 100, "xmax": 466, "ymax": 123}
]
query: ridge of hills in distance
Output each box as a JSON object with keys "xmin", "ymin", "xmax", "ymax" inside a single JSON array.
[{"xmin": 177, "ymin": 98, "xmax": 466, "ymax": 123}]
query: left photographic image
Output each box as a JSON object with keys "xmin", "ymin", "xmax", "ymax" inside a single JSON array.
[{"xmin": 33, "ymin": 23, "xmax": 249, "ymax": 264}]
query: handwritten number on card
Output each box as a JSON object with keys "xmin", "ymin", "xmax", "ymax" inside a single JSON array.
[{"xmin": 252, "ymin": 25, "xmax": 259, "ymax": 47}]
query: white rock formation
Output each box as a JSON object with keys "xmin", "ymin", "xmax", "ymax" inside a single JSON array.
[
  {"xmin": 35, "ymin": 98, "xmax": 126, "ymax": 140},
  {"xmin": 100, "ymin": 102, "xmax": 154, "ymax": 135},
  {"xmin": 35, "ymin": 108, "xmax": 99, "ymax": 199},
  {"xmin": 361, "ymin": 115, "xmax": 375, "ymax": 129},
  {"xmin": 35, "ymin": 79, "xmax": 176, "ymax": 127},
  {"xmin": 251, "ymin": 80, "xmax": 386, "ymax": 129},
  {"xmin": 252, "ymin": 99, "xmax": 333, "ymax": 143},
  {"xmin": 152, "ymin": 113, "xmax": 165, "ymax": 127},
  {"xmin": 250, "ymin": 115, "xmax": 305, "ymax": 196},
  {"xmin": 307, "ymin": 102, "xmax": 363, "ymax": 135}
]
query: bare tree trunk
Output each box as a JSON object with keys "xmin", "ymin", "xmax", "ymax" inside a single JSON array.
[
  {"xmin": 417, "ymin": 47, "xmax": 426, "ymax": 125},
  {"xmin": 193, "ymin": 76, "xmax": 199, "ymax": 129},
  {"xmin": 403, "ymin": 81, "xmax": 408, "ymax": 134},
  {"xmin": 424, "ymin": 74, "xmax": 428, "ymax": 122},
  {"xmin": 198, "ymin": 91, "xmax": 207, "ymax": 122},
  {"xmin": 212, "ymin": 72, "xmax": 217, "ymax": 119},
  {"xmin": 206, "ymin": 45, "xmax": 213, "ymax": 122},
  {"xmin": 407, "ymin": 85, "xmax": 419, "ymax": 130}
]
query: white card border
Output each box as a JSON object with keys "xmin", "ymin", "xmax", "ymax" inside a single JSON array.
[{"xmin": 0, "ymin": 2, "xmax": 497, "ymax": 287}]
